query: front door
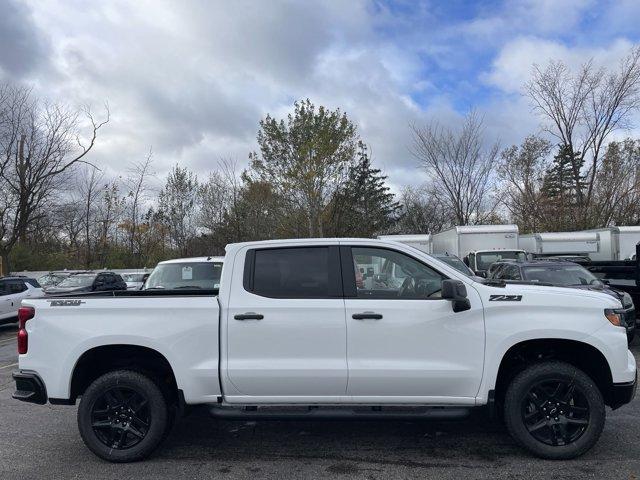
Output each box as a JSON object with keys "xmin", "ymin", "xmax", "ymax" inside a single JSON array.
[
  {"xmin": 224, "ymin": 245, "xmax": 348, "ymax": 400},
  {"xmin": 343, "ymin": 245, "xmax": 485, "ymax": 401}
]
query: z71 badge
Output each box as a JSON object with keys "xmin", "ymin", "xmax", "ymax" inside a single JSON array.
[
  {"xmin": 48, "ymin": 299, "xmax": 86, "ymax": 307},
  {"xmin": 489, "ymin": 295, "xmax": 522, "ymax": 302}
]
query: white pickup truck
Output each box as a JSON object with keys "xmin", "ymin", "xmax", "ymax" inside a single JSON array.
[{"xmin": 12, "ymin": 238, "xmax": 637, "ymax": 462}]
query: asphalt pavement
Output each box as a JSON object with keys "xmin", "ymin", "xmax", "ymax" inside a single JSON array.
[{"xmin": 0, "ymin": 322, "xmax": 639, "ymax": 479}]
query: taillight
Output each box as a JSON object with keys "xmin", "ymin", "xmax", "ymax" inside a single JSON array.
[{"xmin": 17, "ymin": 306, "xmax": 35, "ymax": 355}]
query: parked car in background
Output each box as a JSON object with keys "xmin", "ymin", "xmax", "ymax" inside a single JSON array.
[
  {"xmin": 0, "ymin": 277, "xmax": 42, "ymax": 325},
  {"xmin": 120, "ymin": 272, "xmax": 148, "ymax": 290},
  {"xmin": 488, "ymin": 260, "xmax": 636, "ymax": 342},
  {"xmin": 44, "ymin": 272, "xmax": 127, "ymax": 295},
  {"xmin": 143, "ymin": 256, "xmax": 224, "ymax": 290},
  {"xmin": 432, "ymin": 253, "xmax": 475, "ymax": 276}
]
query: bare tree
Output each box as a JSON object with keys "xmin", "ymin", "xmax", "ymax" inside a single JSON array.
[
  {"xmin": 497, "ymin": 135, "xmax": 552, "ymax": 232},
  {"xmin": 396, "ymin": 185, "xmax": 450, "ymax": 234},
  {"xmin": 410, "ymin": 111, "xmax": 499, "ymax": 225},
  {"xmin": 76, "ymin": 166, "xmax": 104, "ymax": 268},
  {"xmin": 124, "ymin": 149, "xmax": 154, "ymax": 260},
  {"xmin": 0, "ymin": 82, "xmax": 108, "ymax": 271},
  {"xmin": 199, "ymin": 158, "xmax": 241, "ymax": 237},
  {"xmin": 592, "ymin": 139, "xmax": 640, "ymax": 226},
  {"xmin": 527, "ymin": 46, "xmax": 640, "ymax": 227}
]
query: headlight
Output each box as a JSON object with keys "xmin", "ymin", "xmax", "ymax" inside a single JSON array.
[{"xmin": 605, "ymin": 308, "xmax": 627, "ymax": 327}]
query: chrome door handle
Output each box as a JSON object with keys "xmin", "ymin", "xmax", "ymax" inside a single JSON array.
[
  {"xmin": 352, "ymin": 312, "xmax": 383, "ymax": 320},
  {"xmin": 234, "ymin": 312, "xmax": 264, "ymax": 321}
]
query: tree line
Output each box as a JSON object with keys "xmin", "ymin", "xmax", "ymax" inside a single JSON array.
[{"xmin": 1, "ymin": 46, "xmax": 640, "ymax": 272}]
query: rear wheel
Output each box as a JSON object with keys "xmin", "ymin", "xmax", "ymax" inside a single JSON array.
[
  {"xmin": 504, "ymin": 361, "xmax": 605, "ymax": 459},
  {"xmin": 77, "ymin": 370, "xmax": 168, "ymax": 462}
]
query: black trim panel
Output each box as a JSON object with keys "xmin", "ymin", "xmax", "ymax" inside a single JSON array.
[
  {"xmin": 610, "ymin": 374, "xmax": 637, "ymax": 410},
  {"xmin": 340, "ymin": 246, "xmax": 357, "ymax": 298},
  {"xmin": 12, "ymin": 371, "xmax": 47, "ymax": 405},
  {"xmin": 49, "ymin": 398, "xmax": 75, "ymax": 405}
]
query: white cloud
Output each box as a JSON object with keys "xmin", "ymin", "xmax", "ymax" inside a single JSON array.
[
  {"xmin": 484, "ymin": 36, "xmax": 637, "ymax": 93},
  {"xmin": 0, "ymin": 0, "xmax": 637, "ymax": 196}
]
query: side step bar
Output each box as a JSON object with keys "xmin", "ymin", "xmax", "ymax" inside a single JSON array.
[{"xmin": 209, "ymin": 405, "xmax": 471, "ymax": 421}]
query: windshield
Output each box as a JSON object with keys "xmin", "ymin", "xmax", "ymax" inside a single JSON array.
[
  {"xmin": 38, "ymin": 274, "xmax": 64, "ymax": 287},
  {"xmin": 435, "ymin": 256, "xmax": 473, "ymax": 276},
  {"xmin": 522, "ymin": 265, "xmax": 598, "ymax": 285},
  {"xmin": 144, "ymin": 262, "xmax": 223, "ymax": 290},
  {"xmin": 476, "ymin": 251, "xmax": 527, "ymax": 271},
  {"xmin": 57, "ymin": 275, "xmax": 95, "ymax": 288},
  {"xmin": 121, "ymin": 273, "xmax": 146, "ymax": 282}
]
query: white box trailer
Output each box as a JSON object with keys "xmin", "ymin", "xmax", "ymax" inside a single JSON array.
[
  {"xmin": 377, "ymin": 234, "xmax": 432, "ymax": 254},
  {"xmin": 616, "ymin": 226, "xmax": 640, "ymax": 260},
  {"xmin": 519, "ymin": 232, "xmax": 600, "ymax": 256},
  {"xmin": 580, "ymin": 228, "xmax": 621, "ymax": 261},
  {"xmin": 431, "ymin": 225, "xmax": 525, "ymax": 275}
]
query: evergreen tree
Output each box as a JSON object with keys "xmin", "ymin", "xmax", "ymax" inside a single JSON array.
[
  {"xmin": 541, "ymin": 144, "xmax": 584, "ymax": 199},
  {"xmin": 540, "ymin": 144, "xmax": 585, "ymax": 229},
  {"xmin": 323, "ymin": 143, "xmax": 401, "ymax": 237}
]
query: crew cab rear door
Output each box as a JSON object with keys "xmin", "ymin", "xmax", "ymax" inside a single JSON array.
[
  {"xmin": 341, "ymin": 244, "xmax": 485, "ymax": 402},
  {"xmin": 223, "ymin": 244, "xmax": 348, "ymax": 400}
]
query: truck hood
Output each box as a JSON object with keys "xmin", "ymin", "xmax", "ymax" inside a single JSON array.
[
  {"xmin": 478, "ymin": 281, "xmax": 622, "ymax": 308},
  {"xmin": 568, "ymin": 284, "xmax": 630, "ymax": 306}
]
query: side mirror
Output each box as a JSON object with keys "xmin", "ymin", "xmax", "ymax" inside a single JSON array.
[
  {"xmin": 463, "ymin": 256, "xmax": 469, "ymax": 266},
  {"xmin": 441, "ymin": 279, "xmax": 471, "ymax": 313},
  {"xmin": 475, "ymin": 271, "xmax": 487, "ymax": 278}
]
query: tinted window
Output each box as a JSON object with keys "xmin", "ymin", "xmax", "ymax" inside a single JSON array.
[
  {"xmin": 0, "ymin": 281, "xmax": 7, "ymax": 296},
  {"xmin": 352, "ymin": 247, "xmax": 445, "ymax": 299},
  {"xmin": 8, "ymin": 281, "xmax": 27, "ymax": 294},
  {"xmin": 252, "ymin": 247, "xmax": 330, "ymax": 298}
]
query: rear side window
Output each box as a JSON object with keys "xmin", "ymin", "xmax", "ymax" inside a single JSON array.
[
  {"xmin": 8, "ymin": 281, "xmax": 27, "ymax": 294},
  {"xmin": 249, "ymin": 247, "xmax": 334, "ymax": 298}
]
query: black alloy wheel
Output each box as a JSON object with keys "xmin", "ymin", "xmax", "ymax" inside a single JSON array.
[
  {"xmin": 521, "ymin": 379, "xmax": 590, "ymax": 446},
  {"xmin": 504, "ymin": 361, "xmax": 605, "ymax": 459},
  {"xmin": 78, "ymin": 370, "xmax": 169, "ymax": 462},
  {"xmin": 91, "ymin": 386, "xmax": 151, "ymax": 450}
]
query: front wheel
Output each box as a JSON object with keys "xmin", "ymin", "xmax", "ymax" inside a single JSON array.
[
  {"xmin": 504, "ymin": 361, "xmax": 605, "ymax": 459},
  {"xmin": 77, "ymin": 370, "xmax": 168, "ymax": 462}
]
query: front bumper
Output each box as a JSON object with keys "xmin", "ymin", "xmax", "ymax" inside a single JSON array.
[
  {"xmin": 610, "ymin": 373, "xmax": 637, "ymax": 409},
  {"xmin": 12, "ymin": 371, "xmax": 47, "ymax": 405}
]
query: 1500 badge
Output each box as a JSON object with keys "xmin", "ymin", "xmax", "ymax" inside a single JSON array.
[
  {"xmin": 489, "ymin": 295, "xmax": 522, "ymax": 302},
  {"xmin": 48, "ymin": 299, "xmax": 86, "ymax": 307}
]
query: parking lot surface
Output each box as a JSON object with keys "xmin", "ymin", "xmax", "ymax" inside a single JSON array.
[{"xmin": 0, "ymin": 323, "xmax": 639, "ymax": 479}]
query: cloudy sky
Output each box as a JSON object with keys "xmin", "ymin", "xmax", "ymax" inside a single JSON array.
[{"xmin": 1, "ymin": 0, "xmax": 640, "ymax": 191}]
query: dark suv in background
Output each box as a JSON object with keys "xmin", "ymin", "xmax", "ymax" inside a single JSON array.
[
  {"xmin": 44, "ymin": 272, "xmax": 127, "ymax": 294},
  {"xmin": 488, "ymin": 259, "xmax": 636, "ymax": 342}
]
